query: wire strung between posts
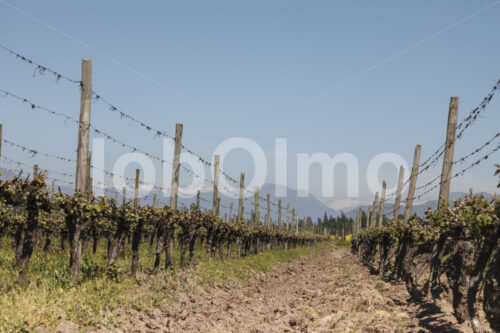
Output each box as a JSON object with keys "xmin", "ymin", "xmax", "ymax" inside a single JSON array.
[
  {"xmin": 421, "ymin": 80, "xmax": 500, "ymax": 170},
  {"xmin": 383, "ymin": 130, "xmax": 500, "ymax": 204},
  {"xmin": 3, "ymin": 138, "xmax": 241, "ymax": 204},
  {"xmin": 0, "ymin": 44, "xmax": 82, "ymax": 85},
  {"xmin": 0, "ymin": 88, "xmax": 212, "ymax": 186},
  {"xmin": 92, "ymin": 93, "xmax": 248, "ymax": 189},
  {"xmin": 0, "ymin": 44, "xmax": 275, "ymax": 201},
  {"xmin": 453, "ymin": 132, "xmax": 500, "ymax": 166},
  {"xmin": 0, "ymin": 44, "xmax": 248, "ymax": 192},
  {"xmin": 92, "ymin": 92, "xmax": 267, "ymax": 203},
  {"xmin": 2, "ymin": 138, "xmax": 175, "ymax": 194},
  {"xmin": 2, "ymin": 139, "xmax": 77, "ymax": 164},
  {"xmin": 1, "ymin": 45, "xmax": 307, "ymax": 209},
  {"xmin": 395, "ymin": 79, "xmax": 500, "ymax": 193},
  {"xmin": 411, "ymin": 131, "xmax": 500, "ymax": 193},
  {"xmin": 456, "ymin": 80, "xmax": 500, "ymax": 138},
  {"xmin": 0, "ymin": 88, "xmax": 256, "ymax": 200},
  {"xmin": 1, "ymin": 155, "xmax": 74, "ymax": 180},
  {"xmin": 402, "ymin": 143, "xmax": 500, "ymax": 203},
  {"xmin": 0, "ymin": 89, "xmax": 80, "ymax": 125},
  {"xmin": 1, "ymin": 166, "xmax": 74, "ymax": 186}
]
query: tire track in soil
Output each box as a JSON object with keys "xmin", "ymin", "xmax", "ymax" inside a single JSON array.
[{"xmin": 82, "ymin": 247, "xmax": 468, "ymax": 333}]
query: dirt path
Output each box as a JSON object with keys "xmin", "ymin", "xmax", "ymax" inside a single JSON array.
[{"xmin": 84, "ymin": 247, "xmax": 468, "ymax": 333}]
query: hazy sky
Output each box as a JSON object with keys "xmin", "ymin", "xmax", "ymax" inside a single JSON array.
[{"xmin": 0, "ymin": 0, "xmax": 499, "ymax": 209}]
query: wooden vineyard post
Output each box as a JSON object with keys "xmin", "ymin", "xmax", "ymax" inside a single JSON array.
[
  {"xmin": 377, "ymin": 181, "xmax": 386, "ymax": 227},
  {"xmin": 86, "ymin": 151, "xmax": 93, "ymax": 197},
  {"xmin": 278, "ymin": 200, "xmax": 282, "ymax": 230},
  {"xmin": 254, "ymin": 187, "xmax": 259, "ymax": 227},
  {"xmin": 229, "ymin": 202, "xmax": 233, "ymax": 222},
  {"xmin": 133, "ymin": 169, "xmax": 140, "ymax": 207},
  {"xmin": 357, "ymin": 207, "xmax": 362, "ymax": 234},
  {"xmin": 354, "ymin": 210, "xmax": 359, "ymax": 236},
  {"xmin": 33, "ymin": 164, "xmax": 38, "ymax": 177},
  {"xmin": 0, "ymin": 123, "xmax": 2, "ymax": 157},
  {"xmin": 438, "ymin": 97, "xmax": 459, "ymax": 207},
  {"xmin": 366, "ymin": 206, "xmax": 371, "ymax": 230},
  {"xmin": 286, "ymin": 203, "xmax": 290, "ymax": 232},
  {"xmin": 370, "ymin": 192, "xmax": 379, "ymax": 228},
  {"xmin": 152, "ymin": 194, "xmax": 157, "ymax": 208},
  {"xmin": 170, "ymin": 123, "xmax": 183, "ymax": 209},
  {"xmin": 404, "ymin": 144, "xmax": 421, "ymax": 222},
  {"xmin": 196, "ymin": 190, "xmax": 200, "ymax": 209},
  {"xmin": 213, "ymin": 155, "xmax": 220, "ymax": 216},
  {"xmin": 131, "ymin": 168, "xmax": 142, "ymax": 277},
  {"xmin": 122, "ymin": 186, "xmax": 126, "ymax": 204},
  {"xmin": 266, "ymin": 194, "xmax": 270, "ymax": 229},
  {"xmin": 291, "ymin": 208, "xmax": 295, "ymax": 233},
  {"xmin": 393, "ymin": 166, "xmax": 405, "ymax": 220},
  {"xmin": 295, "ymin": 211, "xmax": 299, "ymax": 234},
  {"xmin": 238, "ymin": 172, "xmax": 245, "ymax": 222},
  {"xmin": 75, "ymin": 59, "xmax": 92, "ymax": 193}
]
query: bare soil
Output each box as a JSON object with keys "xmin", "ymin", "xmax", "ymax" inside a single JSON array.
[{"xmin": 51, "ymin": 247, "xmax": 471, "ymax": 332}]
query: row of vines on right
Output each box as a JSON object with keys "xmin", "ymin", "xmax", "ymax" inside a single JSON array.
[{"xmin": 351, "ymin": 193, "xmax": 500, "ymax": 332}]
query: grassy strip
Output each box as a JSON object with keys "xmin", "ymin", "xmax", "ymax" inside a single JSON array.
[{"xmin": 0, "ymin": 239, "xmax": 333, "ymax": 332}]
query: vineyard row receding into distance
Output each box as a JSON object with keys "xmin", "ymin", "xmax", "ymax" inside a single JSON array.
[
  {"xmin": 0, "ymin": 46, "xmax": 333, "ymax": 289},
  {"xmin": 0, "ymin": 45, "xmax": 500, "ymax": 332}
]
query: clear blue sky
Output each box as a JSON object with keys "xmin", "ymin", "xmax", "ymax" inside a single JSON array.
[{"xmin": 0, "ymin": 0, "xmax": 499, "ymax": 208}]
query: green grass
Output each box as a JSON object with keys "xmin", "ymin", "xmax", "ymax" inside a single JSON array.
[{"xmin": 0, "ymin": 237, "xmax": 333, "ymax": 332}]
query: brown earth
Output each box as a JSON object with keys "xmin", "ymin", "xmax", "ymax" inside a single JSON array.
[{"xmin": 52, "ymin": 247, "xmax": 472, "ymax": 333}]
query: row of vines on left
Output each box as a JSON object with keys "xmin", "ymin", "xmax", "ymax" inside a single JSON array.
[{"xmin": 0, "ymin": 172, "xmax": 324, "ymax": 285}]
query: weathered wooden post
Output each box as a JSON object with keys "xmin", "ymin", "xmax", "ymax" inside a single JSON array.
[
  {"xmin": 370, "ymin": 192, "xmax": 379, "ymax": 228},
  {"xmin": 278, "ymin": 200, "xmax": 282, "ymax": 230},
  {"xmin": 84, "ymin": 151, "xmax": 91, "ymax": 196},
  {"xmin": 254, "ymin": 187, "xmax": 259, "ymax": 227},
  {"xmin": 170, "ymin": 123, "xmax": 183, "ymax": 209},
  {"xmin": 133, "ymin": 169, "xmax": 140, "ymax": 207},
  {"xmin": 122, "ymin": 186, "xmax": 126, "ymax": 204},
  {"xmin": 229, "ymin": 202, "xmax": 233, "ymax": 222},
  {"xmin": 357, "ymin": 207, "xmax": 362, "ymax": 235},
  {"xmin": 404, "ymin": 144, "xmax": 421, "ymax": 221},
  {"xmin": 266, "ymin": 194, "xmax": 270, "ymax": 228},
  {"xmin": 0, "ymin": 123, "xmax": 3, "ymax": 157},
  {"xmin": 377, "ymin": 181, "xmax": 386, "ymax": 227},
  {"xmin": 238, "ymin": 172, "xmax": 245, "ymax": 222},
  {"xmin": 75, "ymin": 59, "xmax": 92, "ymax": 193},
  {"xmin": 196, "ymin": 190, "xmax": 200, "ymax": 209},
  {"xmin": 366, "ymin": 206, "xmax": 371, "ymax": 229},
  {"xmin": 213, "ymin": 155, "xmax": 220, "ymax": 216},
  {"xmin": 438, "ymin": 97, "xmax": 459, "ymax": 207},
  {"xmin": 152, "ymin": 194, "xmax": 157, "ymax": 208},
  {"xmin": 131, "ymin": 168, "xmax": 142, "ymax": 277},
  {"xmin": 33, "ymin": 164, "xmax": 38, "ymax": 177},
  {"xmin": 286, "ymin": 203, "xmax": 290, "ymax": 232},
  {"xmin": 393, "ymin": 166, "xmax": 405, "ymax": 220},
  {"xmin": 295, "ymin": 210, "xmax": 299, "ymax": 234}
]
